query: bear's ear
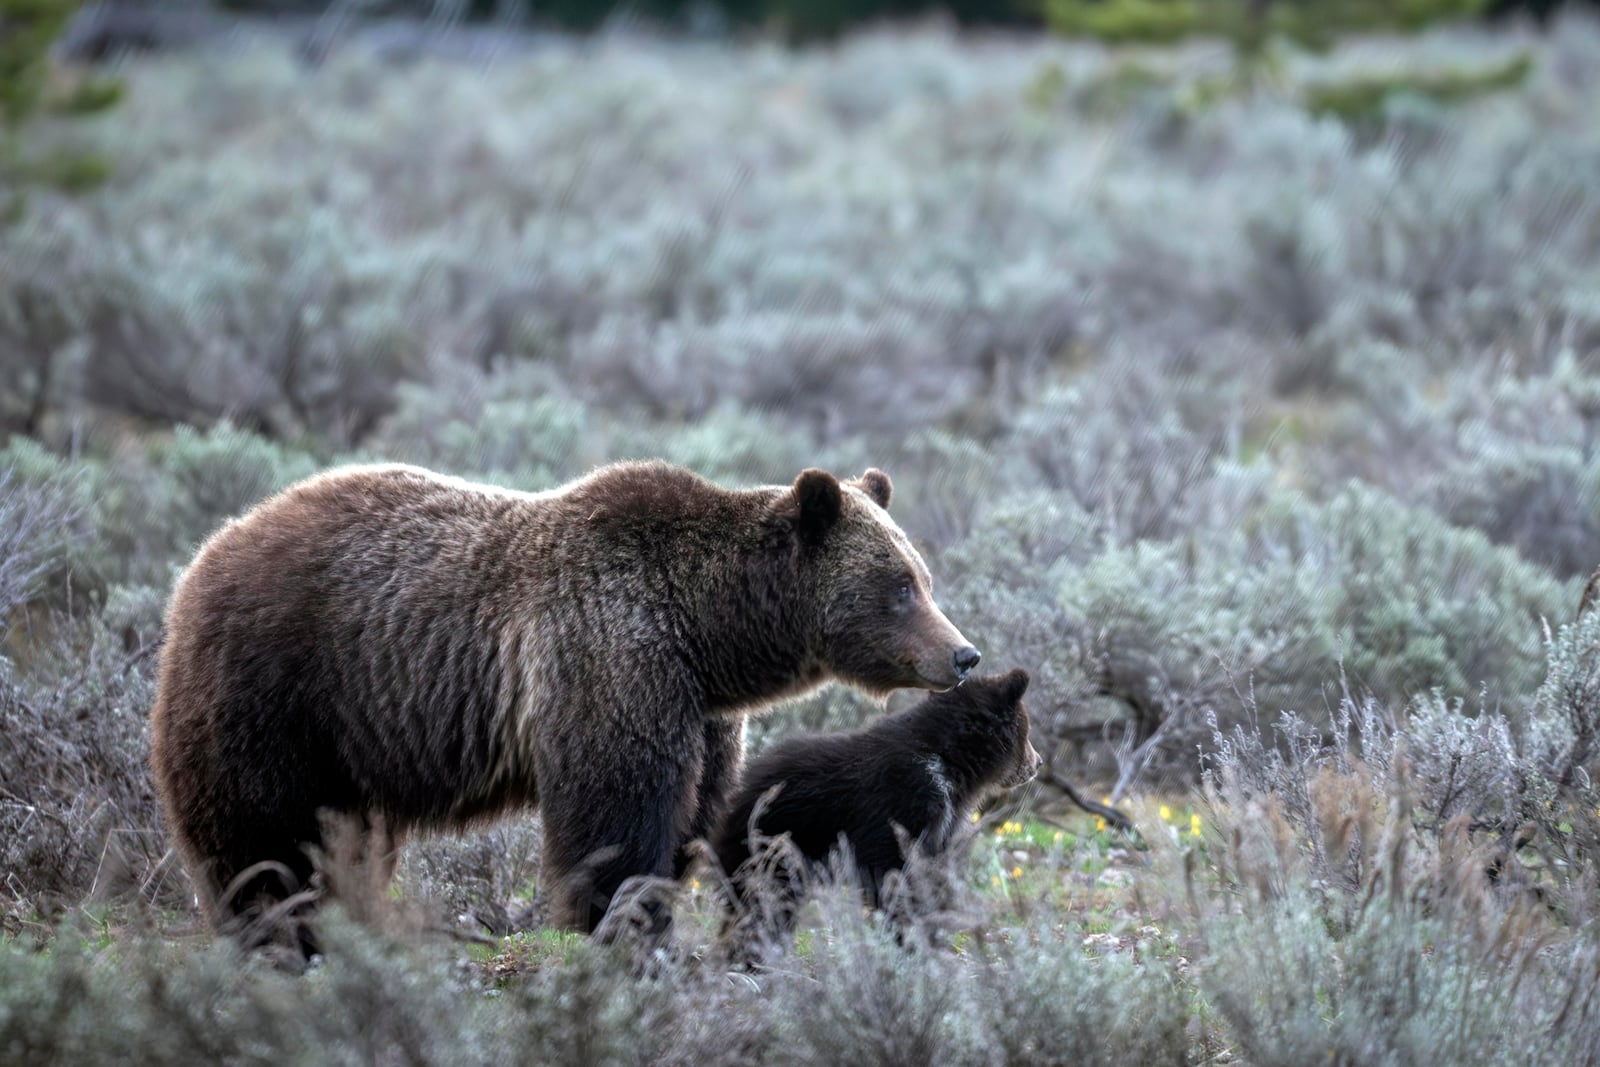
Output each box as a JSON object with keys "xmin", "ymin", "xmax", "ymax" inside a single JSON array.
[
  {"xmin": 853, "ymin": 468, "xmax": 892, "ymax": 510},
  {"xmin": 1000, "ymin": 668, "xmax": 1030, "ymax": 704},
  {"xmin": 791, "ymin": 468, "xmax": 843, "ymax": 545}
]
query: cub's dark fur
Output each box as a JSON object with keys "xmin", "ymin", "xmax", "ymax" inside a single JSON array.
[{"xmin": 712, "ymin": 668, "xmax": 1040, "ymax": 943}]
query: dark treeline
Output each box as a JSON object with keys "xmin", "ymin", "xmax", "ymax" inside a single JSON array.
[
  {"xmin": 193, "ymin": 0, "xmax": 1600, "ymax": 37},
  {"xmin": 55, "ymin": 0, "xmax": 1593, "ymax": 65}
]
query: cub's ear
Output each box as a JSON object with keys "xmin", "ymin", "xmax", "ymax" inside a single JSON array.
[
  {"xmin": 853, "ymin": 468, "xmax": 892, "ymax": 510},
  {"xmin": 1000, "ymin": 668, "xmax": 1031, "ymax": 704},
  {"xmin": 791, "ymin": 468, "xmax": 843, "ymax": 545}
]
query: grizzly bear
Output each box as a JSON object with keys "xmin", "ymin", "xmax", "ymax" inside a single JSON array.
[
  {"xmin": 711, "ymin": 668, "xmax": 1040, "ymax": 947},
  {"xmin": 148, "ymin": 460, "xmax": 980, "ymax": 950}
]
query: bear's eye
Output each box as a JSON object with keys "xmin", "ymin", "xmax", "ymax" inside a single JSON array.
[{"xmin": 896, "ymin": 582, "xmax": 914, "ymax": 603}]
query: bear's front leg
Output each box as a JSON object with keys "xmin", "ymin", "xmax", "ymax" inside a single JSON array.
[
  {"xmin": 537, "ymin": 697, "xmax": 704, "ymax": 936},
  {"xmin": 674, "ymin": 715, "xmax": 746, "ymax": 880}
]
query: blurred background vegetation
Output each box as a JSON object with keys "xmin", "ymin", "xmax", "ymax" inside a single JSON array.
[
  {"xmin": 3, "ymin": 0, "xmax": 1600, "ymax": 1061},
  {"xmin": 154, "ymin": 0, "xmax": 1600, "ymax": 36}
]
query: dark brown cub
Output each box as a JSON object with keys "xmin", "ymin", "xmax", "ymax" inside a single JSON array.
[{"xmin": 711, "ymin": 668, "xmax": 1040, "ymax": 950}]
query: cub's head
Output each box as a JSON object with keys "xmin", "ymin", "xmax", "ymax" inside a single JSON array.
[
  {"xmin": 770, "ymin": 467, "xmax": 978, "ymax": 694},
  {"xmin": 975, "ymin": 668, "xmax": 1043, "ymax": 790},
  {"xmin": 909, "ymin": 668, "xmax": 1043, "ymax": 792}
]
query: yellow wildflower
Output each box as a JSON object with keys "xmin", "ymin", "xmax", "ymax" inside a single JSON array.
[
  {"xmin": 1095, "ymin": 816, "xmax": 1106, "ymax": 831},
  {"xmin": 1159, "ymin": 805, "xmax": 1172, "ymax": 822},
  {"xmin": 991, "ymin": 875, "xmax": 1002, "ymax": 887},
  {"xmin": 1011, "ymin": 866, "xmax": 1023, "ymax": 879}
]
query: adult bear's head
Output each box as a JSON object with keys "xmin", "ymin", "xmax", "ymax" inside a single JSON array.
[{"xmin": 770, "ymin": 466, "xmax": 979, "ymax": 694}]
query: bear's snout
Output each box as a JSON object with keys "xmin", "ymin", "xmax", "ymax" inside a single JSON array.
[
  {"xmin": 906, "ymin": 606, "xmax": 981, "ymax": 690},
  {"xmin": 953, "ymin": 645, "xmax": 981, "ymax": 680},
  {"xmin": 914, "ymin": 640, "xmax": 980, "ymax": 690}
]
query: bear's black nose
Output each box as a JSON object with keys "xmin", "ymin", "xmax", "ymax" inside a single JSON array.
[{"xmin": 953, "ymin": 645, "xmax": 981, "ymax": 677}]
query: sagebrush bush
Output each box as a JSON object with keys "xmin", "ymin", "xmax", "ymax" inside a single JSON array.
[
  {"xmin": 0, "ymin": 438, "xmax": 111, "ymax": 611},
  {"xmin": 1530, "ymin": 607, "xmax": 1600, "ymax": 785},
  {"xmin": 1201, "ymin": 885, "xmax": 1570, "ymax": 1067},
  {"xmin": 938, "ymin": 470, "xmax": 1570, "ymax": 789},
  {"xmin": 974, "ymin": 912, "xmax": 1190, "ymax": 1066},
  {"xmin": 1200, "ymin": 601, "xmax": 1600, "ymax": 947},
  {"xmin": 0, "ymin": 630, "xmax": 166, "ymax": 924},
  {"xmin": 0, "ymin": 470, "xmax": 75, "ymax": 628},
  {"xmin": 1253, "ymin": 482, "xmax": 1568, "ymax": 701},
  {"xmin": 768, "ymin": 892, "xmax": 990, "ymax": 1066},
  {"xmin": 1194, "ymin": 647, "xmax": 1600, "ymax": 1060},
  {"xmin": 6, "ymin": 12, "xmax": 1594, "ymax": 454},
  {"xmin": 397, "ymin": 814, "xmax": 545, "ymax": 937}
]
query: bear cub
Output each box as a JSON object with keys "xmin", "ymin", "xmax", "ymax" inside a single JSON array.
[{"xmin": 711, "ymin": 668, "xmax": 1040, "ymax": 947}]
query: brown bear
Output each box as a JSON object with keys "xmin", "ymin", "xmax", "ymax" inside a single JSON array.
[
  {"xmin": 148, "ymin": 460, "xmax": 979, "ymax": 950},
  {"xmin": 710, "ymin": 668, "xmax": 1040, "ymax": 949}
]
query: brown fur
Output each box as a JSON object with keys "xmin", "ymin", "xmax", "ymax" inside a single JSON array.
[{"xmin": 148, "ymin": 460, "xmax": 977, "ymax": 945}]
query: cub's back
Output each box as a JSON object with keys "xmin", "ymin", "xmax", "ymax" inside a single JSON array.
[{"xmin": 713, "ymin": 723, "xmax": 931, "ymax": 875}]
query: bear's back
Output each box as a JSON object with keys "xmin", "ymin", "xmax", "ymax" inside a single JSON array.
[{"xmin": 153, "ymin": 465, "xmax": 558, "ymax": 828}]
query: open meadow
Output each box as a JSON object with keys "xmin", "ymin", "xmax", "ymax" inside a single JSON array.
[{"xmin": 4, "ymin": 6, "xmax": 1600, "ymax": 1063}]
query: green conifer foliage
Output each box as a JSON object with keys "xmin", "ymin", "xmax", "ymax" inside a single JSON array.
[
  {"xmin": 0, "ymin": 0, "xmax": 120, "ymax": 219},
  {"xmin": 1045, "ymin": 0, "xmax": 1489, "ymax": 56},
  {"xmin": 1043, "ymin": 0, "xmax": 1539, "ymax": 121}
]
